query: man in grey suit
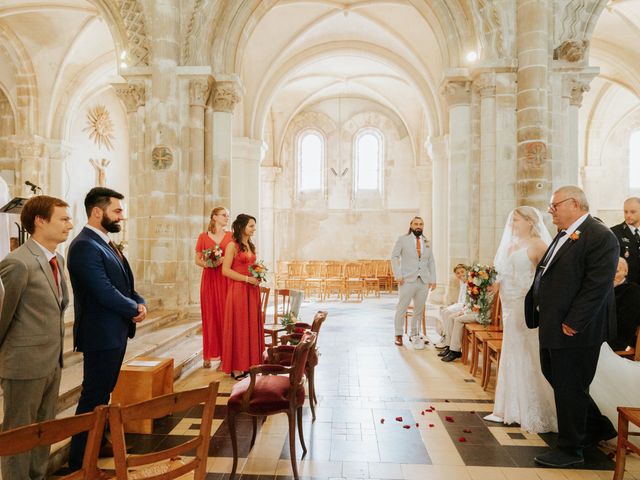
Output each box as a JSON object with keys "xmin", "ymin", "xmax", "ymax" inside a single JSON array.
[
  {"xmin": 391, "ymin": 216, "xmax": 436, "ymax": 346},
  {"xmin": 0, "ymin": 195, "xmax": 72, "ymax": 479}
]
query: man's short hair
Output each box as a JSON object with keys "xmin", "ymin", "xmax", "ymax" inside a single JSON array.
[
  {"xmin": 554, "ymin": 185, "xmax": 589, "ymax": 212},
  {"xmin": 20, "ymin": 195, "xmax": 69, "ymax": 235},
  {"xmin": 84, "ymin": 187, "xmax": 124, "ymax": 217}
]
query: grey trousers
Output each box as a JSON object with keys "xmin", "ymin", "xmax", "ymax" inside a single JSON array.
[
  {"xmin": 449, "ymin": 313, "xmax": 478, "ymax": 352},
  {"xmin": 394, "ymin": 277, "xmax": 429, "ymax": 336},
  {"xmin": 1, "ymin": 365, "xmax": 61, "ymax": 480}
]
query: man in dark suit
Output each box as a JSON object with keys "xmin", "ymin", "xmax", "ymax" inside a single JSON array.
[
  {"xmin": 68, "ymin": 187, "xmax": 146, "ymax": 470},
  {"xmin": 0, "ymin": 195, "xmax": 71, "ymax": 479},
  {"xmin": 611, "ymin": 197, "xmax": 640, "ymax": 285},
  {"xmin": 525, "ymin": 185, "xmax": 618, "ymax": 468}
]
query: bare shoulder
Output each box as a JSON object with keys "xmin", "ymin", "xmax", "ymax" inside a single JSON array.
[{"xmin": 526, "ymin": 238, "xmax": 548, "ymax": 264}]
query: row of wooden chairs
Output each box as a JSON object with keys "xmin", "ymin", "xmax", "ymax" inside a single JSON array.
[
  {"xmin": 275, "ymin": 260, "xmax": 396, "ymax": 301},
  {"xmin": 0, "ymin": 382, "xmax": 220, "ymax": 480}
]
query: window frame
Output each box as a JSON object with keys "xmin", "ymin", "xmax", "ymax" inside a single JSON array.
[
  {"xmin": 296, "ymin": 128, "xmax": 325, "ymax": 194},
  {"xmin": 353, "ymin": 127, "xmax": 384, "ymax": 194}
]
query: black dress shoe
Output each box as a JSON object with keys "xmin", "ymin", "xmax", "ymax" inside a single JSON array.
[
  {"xmin": 534, "ymin": 449, "xmax": 584, "ymax": 468},
  {"xmin": 437, "ymin": 347, "xmax": 450, "ymax": 357},
  {"xmin": 441, "ymin": 350, "xmax": 462, "ymax": 362}
]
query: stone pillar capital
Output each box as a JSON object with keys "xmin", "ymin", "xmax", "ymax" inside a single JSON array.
[
  {"xmin": 212, "ymin": 80, "xmax": 242, "ymax": 113},
  {"xmin": 112, "ymin": 81, "xmax": 146, "ymax": 113},
  {"xmin": 11, "ymin": 135, "xmax": 45, "ymax": 160},
  {"xmin": 560, "ymin": 68, "xmax": 598, "ymax": 107},
  {"xmin": 261, "ymin": 165, "xmax": 283, "ymax": 183},
  {"xmin": 189, "ymin": 76, "xmax": 213, "ymax": 107},
  {"xmin": 473, "ymin": 72, "xmax": 496, "ymax": 97},
  {"xmin": 440, "ymin": 78, "xmax": 471, "ymax": 106}
]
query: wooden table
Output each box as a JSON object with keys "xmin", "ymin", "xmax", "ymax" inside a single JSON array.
[{"xmin": 111, "ymin": 356, "xmax": 174, "ymax": 433}]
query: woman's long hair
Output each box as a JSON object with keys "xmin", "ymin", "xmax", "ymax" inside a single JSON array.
[
  {"xmin": 207, "ymin": 207, "xmax": 227, "ymax": 234},
  {"xmin": 231, "ymin": 214, "xmax": 256, "ymax": 253}
]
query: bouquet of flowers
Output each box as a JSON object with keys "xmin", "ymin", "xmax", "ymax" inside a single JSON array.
[
  {"xmin": 280, "ymin": 313, "xmax": 304, "ymax": 344},
  {"xmin": 201, "ymin": 244, "xmax": 223, "ymax": 268},
  {"xmin": 465, "ymin": 263, "xmax": 498, "ymax": 326},
  {"xmin": 248, "ymin": 260, "xmax": 268, "ymax": 281}
]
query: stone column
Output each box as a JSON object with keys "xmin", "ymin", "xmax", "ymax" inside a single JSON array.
[
  {"xmin": 113, "ymin": 80, "xmax": 146, "ymax": 279},
  {"xmin": 12, "ymin": 136, "xmax": 46, "ymax": 196},
  {"xmin": 211, "ymin": 78, "xmax": 241, "ymax": 212},
  {"xmin": 427, "ymin": 135, "xmax": 449, "ymax": 303},
  {"xmin": 441, "ymin": 76, "xmax": 473, "ymax": 275},
  {"xmin": 260, "ymin": 165, "xmax": 282, "ymax": 272},
  {"xmin": 516, "ymin": 0, "xmax": 550, "ymax": 210},
  {"xmin": 46, "ymin": 140, "xmax": 73, "ymax": 199},
  {"xmin": 187, "ymin": 76, "xmax": 212, "ymax": 303},
  {"xmin": 232, "ymin": 136, "xmax": 266, "ymax": 219},
  {"xmin": 581, "ymin": 165, "xmax": 605, "ymax": 214},
  {"xmin": 475, "ymin": 72, "xmax": 497, "ymax": 264}
]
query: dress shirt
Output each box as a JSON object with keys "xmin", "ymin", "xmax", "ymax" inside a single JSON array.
[
  {"xmin": 544, "ymin": 213, "xmax": 589, "ymax": 268},
  {"xmin": 86, "ymin": 224, "xmax": 112, "ymax": 246},
  {"xmin": 33, "ymin": 239, "xmax": 60, "ymax": 296}
]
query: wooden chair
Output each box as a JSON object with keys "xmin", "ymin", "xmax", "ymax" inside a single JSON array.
[
  {"xmin": 323, "ymin": 262, "xmax": 344, "ymax": 300},
  {"xmin": 462, "ymin": 295, "xmax": 502, "ymax": 365},
  {"xmin": 0, "ymin": 406, "xmax": 108, "ymax": 480},
  {"xmin": 265, "ymin": 311, "xmax": 328, "ymax": 421},
  {"xmin": 275, "ymin": 261, "xmax": 289, "ymax": 289},
  {"xmin": 374, "ymin": 259, "xmax": 393, "ymax": 293},
  {"xmin": 285, "ymin": 262, "xmax": 305, "ymax": 290},
  {"xmin": 343, "ymin": 262, "xmax": 365, "ymax": 301},
  {"xmin": 614, "ymin": 326, "xmax": 640, "ymax": 361},
  {"xmin": 109, "ymin": 382, "xmax": 219, "ymax": 480},
  {"xmin": 303, "ymin": 262, "xmax": 324, "ymax": 300},
  {"xmin": 470, "ymin": 330, "xmax": 503, "ymax": 377},
  {"xmin": 265, "ymin": 288, "xmax": 292, "ymax": 345},
  {"xmin": 362, "ymin": 261, "xmax": 380, "ymax": 297},
  {"xmin": 482, "ymin": 338, "xmax": 503, "ymax": 390},
  {"xmin": 227, "ymin": 332, "xmax": 316, "ymax": 480},
  {"xmin": 403, "ymin": 304, "xmax": 426, "ymax": 336},
  {"xmin": 613, "ymin": 406, "xmax": 640, "ymax": 480},
  {"xmin": 259, "ymin": 286, "xmax": 277, "ymax": 345}
]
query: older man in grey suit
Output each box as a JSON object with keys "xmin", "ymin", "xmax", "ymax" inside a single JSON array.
[
  {"xmin": 391, "ymin": 216, "xmax": 436, "ymax": 346},
  {"xmin": 0, "ymin": 195, "xmax": 72, "ymax": 480}
]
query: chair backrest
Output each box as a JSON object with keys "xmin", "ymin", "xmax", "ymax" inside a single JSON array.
[
  {"xmin": 287, "ymin": 262, "xmax": 305, "ymax": 277},
  {"xmin": 490, "ymin": 294, "xmax": 502, "ymax": 327},
  {"xmin": 0, "ymin": 406, "xmax": 107, "ymax": 480},
  {"xmin": 344, "ymin": 262, "xmax": 362, "ymax": 278},
  {"xmin": 289, "ymin": 331, "xmax": 316, "ymax": 388},
  {"xmin": 361, "ymin": 261, "xmax": 377, "ymax": 277},
  {"xmin": 274, "ymin": 288, "xmax": 293, "ymax": 323},
  {"xmin": 374, "ymin": 259, "xmax": 389, "ymax": 276},
  {"xmin": 325, "ymin": 262, "xmax": 342, "ymax": 277},
  {"xmin": 109, "ymin": 382, "xmax": 219, "ymax": 480},
  {"xmin": 259, "ymin": 286, "xmax": 270, "ymax": 323},
  {"xmin": 305, "ymin": 262, "xmax": 324, "ymax": 277},
  {"xmin": 309, "ymin": 310, "xmax": 328, "ymax": 335}
]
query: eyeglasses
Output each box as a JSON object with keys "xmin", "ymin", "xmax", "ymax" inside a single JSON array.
[{"xmin": 548, "ymin": 197, "xmax": 575, "ymax": 212}]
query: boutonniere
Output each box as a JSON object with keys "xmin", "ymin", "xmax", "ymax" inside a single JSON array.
[{"xmin": 569, "ymin": 231, "xmax": 581, "ymax": 241}]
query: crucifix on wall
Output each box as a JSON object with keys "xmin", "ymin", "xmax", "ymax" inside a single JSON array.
[{"xmin": 90, "ymin": 158, "xmax": 111, "ymax": 187}]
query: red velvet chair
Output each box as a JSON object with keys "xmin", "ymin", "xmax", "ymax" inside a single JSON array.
[
  {"xmin": 264, "ymin": 311, "xmax": 328, "ymax": 421},
  {"xmin": 227, "ymin": 331, "xmax": 316, "ymax": 480}
]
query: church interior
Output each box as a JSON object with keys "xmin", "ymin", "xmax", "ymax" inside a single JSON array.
[{"xmin": 1, "ymin": 0, "xmax": 640, "ymax": 479}]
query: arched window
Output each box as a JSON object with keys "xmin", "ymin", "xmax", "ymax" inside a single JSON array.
[
  {"xmin": 355, "ymin": 129, "xmax": 383, "ymax": 192},
  {"xmin": 298, "ymin": 130, "xmax": 323, "ymax": 192},
  {"xmin": 631, "ymin": 130, "xmax": 640, "ymax": 190}
]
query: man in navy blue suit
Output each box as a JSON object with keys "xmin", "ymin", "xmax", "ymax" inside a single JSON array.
[{"xmin": 68, "ymin": 187, "xmax": 146, "ymax": 470}]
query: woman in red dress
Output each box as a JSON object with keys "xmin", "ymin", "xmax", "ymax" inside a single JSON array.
[
  {"xmin": 195, "ymin": 207, "xmax": 232, "ymax": 368},
  {"xmin": 221, "ymin": 214, "xmax": 264, "ymax": 379}
]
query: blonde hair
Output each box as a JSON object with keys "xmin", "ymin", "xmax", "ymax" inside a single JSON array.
[
  {"xmin": 207, "ymin": 207, "xmax": 228, "ymax": 234},
  {"xmin": 513, "ymin": 206, "xmax": 543, "ymax": 238}
]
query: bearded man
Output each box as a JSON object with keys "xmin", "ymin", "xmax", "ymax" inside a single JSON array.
[
  {"xmin": 67, "ymin": 187, "xmax": 146, "ymax": 470},
  {"xmin": 390, "ymin": 216, "xmax": 436, "ymax": 346}
]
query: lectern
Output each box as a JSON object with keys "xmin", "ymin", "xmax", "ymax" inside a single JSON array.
[{"xmin": 0, "ymin": 197, "xmax": 28, "ymax": 246}]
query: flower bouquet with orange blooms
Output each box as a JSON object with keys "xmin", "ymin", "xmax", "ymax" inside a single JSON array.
[
  {"xmin": 465, "ymin": 264, "xmax": 498, "ymax": 326},
  {"xmin": 248, "ymin": 260, "xmax": 268, "ymax": 281},
  {"xmin": 202, "ymin": 244, "xmax": 223, "ymax": 268}
]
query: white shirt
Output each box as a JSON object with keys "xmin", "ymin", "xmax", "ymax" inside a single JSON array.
[
  {"xmin": 545, "ymin": 213, "xmax": 589, "ymax": 267},
  {"xmin": 86, "ymin": 224, "xmax": 112, "ymax": 246},
  {"xmin": 627, "ymin": 224, "xmax": 640, "ymax": 236}
]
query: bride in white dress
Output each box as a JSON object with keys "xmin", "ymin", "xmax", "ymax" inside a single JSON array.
[{"xmin": 485, "ymin": 206, "xmax": 558, "ymax": 433}]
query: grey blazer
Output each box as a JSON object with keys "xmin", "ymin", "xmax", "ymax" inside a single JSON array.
[
  {"xmin": 0, "ymin": 238, "xmax": 69, "ymax": 380},
  {"xmin": 391, "ymin": 233, "xmax": 437, "ymax": 284}
]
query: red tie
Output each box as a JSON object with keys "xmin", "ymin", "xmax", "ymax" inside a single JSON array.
[
  {"xmin": 49, "ymin": 257, "xmax": 59, "ymax": 289},
  {"xmin": 416, "ymin": 236, "xmax": 421, "ymax": 258}
]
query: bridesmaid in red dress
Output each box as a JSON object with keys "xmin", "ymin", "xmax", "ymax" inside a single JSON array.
[
  {"xmin": 195, "ymin": 207, "xmax": 232, "ymax": 368},
  {"xmin": 221, "ymin": 214, "xmax": 264, "ymax": 379}
]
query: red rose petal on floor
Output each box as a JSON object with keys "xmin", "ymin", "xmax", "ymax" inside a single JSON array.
[
  {"xmin": 429, "ymin": 405, "xmax": 436, "ymax": 410},
  {"xmin": 458, "ymin": 436, "xmax": 466, "ymax": 442},
  {"xmin": 463, "ymin": 429, "xmax": 472, "ymax": 433},
  {"xmin": 421, "ymin": 411, "xmax": 425, "ymax": 415},
  {"xmin": 416, "ymin": 423, "xmax": 419, "ymax": 427},
  {"xmin": 469, "ymin": 411, "xmax": 475, "ymax": 414},
  {"xmin": 403, "ymin": 425, "xmax": 411, "ymax": 429},
  {"xmin": 428, "ymin": 424, "xmax": 435, "ymax": 427},
  {"xmin": 445, "ymin": 416, "xmax": 454, "ymax": 422},
  {"xmin": 380, "ymin": 418, "xmax": 385, "ymax": 424},
  {"xmin": 445, "ymin": 400, "xmax": 450, "ymax": 403},
  {"xmin": 395, "ymin": 416, "xmax": 403, "ymax": 422}
]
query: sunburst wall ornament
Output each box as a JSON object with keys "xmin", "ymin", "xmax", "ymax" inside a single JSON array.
[{"xmin": 84, "ymin": 104, "xmax": 115, "ymax": 151}]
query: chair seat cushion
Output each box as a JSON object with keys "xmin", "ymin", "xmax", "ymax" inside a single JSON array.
[{"xmin": 228, "ymin": 375, "xmax": 305, "ymax": 414}]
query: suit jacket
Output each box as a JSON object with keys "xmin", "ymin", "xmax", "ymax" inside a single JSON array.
[
  {"xmin": 611, "ymin": 222, "xmax": 640, "ymax": 285},
  {"xmin": 525, "ymin": 215, "xmax": 619, "ymax": 349},
  {"xmin": 67, "ymin": 227, "xmax": 144, "ymax": 352},
  {"xmin": 0, "ymin": 238, "xmax": 69, "ymax": 379},
  {"xmin": 391, "ymin": 233, "xmax": 436, "ymax": 284}
]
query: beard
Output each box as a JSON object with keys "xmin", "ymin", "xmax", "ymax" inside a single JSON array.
[
  {"xmin": 411, "ymin": 228, "xmax": 423, "ymax": 237},
  {"xmin": 101, "ymin": 215, "xmax": 121, "ymax": 233}
]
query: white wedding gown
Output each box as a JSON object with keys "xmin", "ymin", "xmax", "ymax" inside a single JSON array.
[{"xmin": 492, "ymin": 248, "xmax": 558, "ymax": 433}]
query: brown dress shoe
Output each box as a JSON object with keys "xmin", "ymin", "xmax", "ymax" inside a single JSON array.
[{"xmin": 394, "ymin": 336, "xmax": 403, "ymax": 346}]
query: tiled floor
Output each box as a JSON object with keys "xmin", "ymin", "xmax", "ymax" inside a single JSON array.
[{"xmin": 87, "ymin": 296, "xmax": 640, "ymax": 479}]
